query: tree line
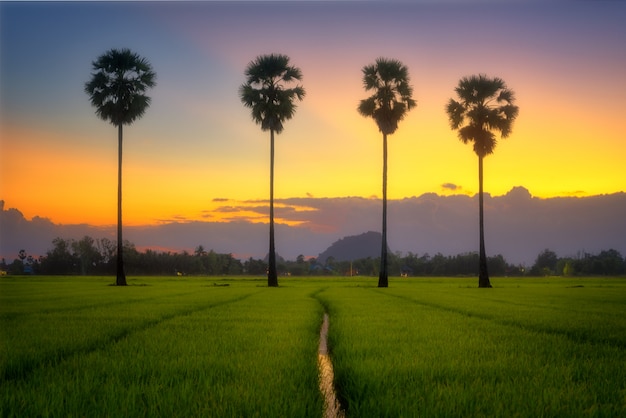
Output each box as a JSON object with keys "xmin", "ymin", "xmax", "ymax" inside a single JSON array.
[
  {"xmin": 1, "ymin": 237, "xmax": 242, "ymax": 277},
  {"xmin": 2, "ymin": 236, "xmax": 624, "ymax": 277},
  {"xmin": 529, "ymin": 248, "xmax": 626, "ymax": 277}
]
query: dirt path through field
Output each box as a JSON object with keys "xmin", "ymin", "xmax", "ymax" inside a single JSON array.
[{"xmin": 318, "ymin": 313, "xmax": 345, "ymax": 418}]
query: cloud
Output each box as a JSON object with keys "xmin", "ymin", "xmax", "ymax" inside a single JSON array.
[
  {"xmin": 560, "ymin": 190, "xmax": 587, "ymax": 196},
  {"xmin": 214, "ymin": 205, "xmax": 255, "ymax": 213},
  {"xmin": 205, "ymin": 200, "xmax": 318, "ymax": 226},
  {"xmin": 441, "ymin": 182, "xmax": 461, "ymax": 191},
  {"xmin": 2, "ymin": 189, "xmax": 626, "ymax": 266},
  {"xmin": 0, "ymin": 201, "xmax": 115, "ymax": 260}
]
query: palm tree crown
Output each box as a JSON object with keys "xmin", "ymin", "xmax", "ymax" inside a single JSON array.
[
  {"xmin": 446, "ymin": 74, "xmax": 518, "ymax": 157},
  {"xmin": 85, "ymin": 48, "xmax": 156, "ymax": 127},
  {"xmin": 239, "ymin": 54, "xmax": 305, "ymax": 134},
  {"xmin": 358, "ymin": 57, "xmax": 416, "ymax": 135}
]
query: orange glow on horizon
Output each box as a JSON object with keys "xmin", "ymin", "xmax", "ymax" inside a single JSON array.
[{"xmin": 2, "ymin": 101, "xmax": 624, "ymax": 227}]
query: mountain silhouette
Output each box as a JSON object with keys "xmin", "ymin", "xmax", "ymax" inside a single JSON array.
[
  {"xmin": 263, "ymin": 253, "xmax": 285, "ymax": 264},
  {"xmin": 317, "ymin": 231, "xmax": 389, "ymax": 264}
]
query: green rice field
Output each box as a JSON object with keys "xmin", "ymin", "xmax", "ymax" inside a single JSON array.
[{"xmin": 1, "ymin": 276, "xmax": 625, "ymax": 417}]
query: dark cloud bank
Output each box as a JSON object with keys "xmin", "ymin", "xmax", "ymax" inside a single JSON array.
[{"xmin": 2, "ymin": 187, "xmax": 625, "ymax": 266}]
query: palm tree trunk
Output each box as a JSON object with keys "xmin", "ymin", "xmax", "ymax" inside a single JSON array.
[
  {"xmin": 478, "ymin": 155, "xmax": 491, "ymax": 288},
  {"xmin": 378, "ymin": 133, "xmax": 389, "ymax": 288},
  {"xmin": 116, "ymin": 124, "xmax": 127, "ymax": 286},
  {"xmin": 267, "ymin": 129, "xmax": 278, "ymax": 287}
]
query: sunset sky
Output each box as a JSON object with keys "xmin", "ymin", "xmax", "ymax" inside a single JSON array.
[{"xmin": 1, "ymin": 0, "xmax": 625, "ymax": 227}]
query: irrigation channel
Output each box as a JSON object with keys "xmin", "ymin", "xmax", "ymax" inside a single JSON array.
[{"xmin": 318, "ymin": 313, "xmax": 345, "ymax": 418}]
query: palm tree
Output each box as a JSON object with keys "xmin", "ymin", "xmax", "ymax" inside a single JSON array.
[
  {"xmin": 85, "ymin": 48, "xmax": 156, "ymax": 286},
  {"xmin": 446, "ymin": 74, "xmax": 519, "ymax": 288},
  {"xmin": 358, "ymin": 58, "xmax": 416, "ymax": 288},
  {"xmin": 239, "ymin": 54, "xmax": 305, "ymax": 287}
]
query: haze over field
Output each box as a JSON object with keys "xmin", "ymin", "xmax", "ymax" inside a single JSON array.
[{"xmin": 1, "ymin": 1, "xmax": 625, "ymax": 265}]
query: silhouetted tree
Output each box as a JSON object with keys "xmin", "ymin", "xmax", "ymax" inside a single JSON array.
[
  {"xmin": 40, "ymin": 238, "xmax": 77, "ymax": 275},
  {"xmin": 195, "ymin": 245, "xmax": 208, "ymax": 257},
  {"xmin": 573, "ymin": 249, "xmax": 625, "ymax": 276},
  {"xmin": 596, "ymin": 249, "xmax": 625, "ymax": 275},
  {"xmin": 85, "ymin": 48, "xmax": 156, "ymax": 285},
  {"xmin": 239, "ymin": 54, "xmax": 305, "ymax": 287},
  {"xmin": 97, "ymin": 238, "xmax": 116, "ymax": 274},
  {"xmin": 446, "ymin": 74, "xmax": 518, "ymax": 288},
  {"xmin": 244, "ymin": 257, "xmax": 268, "ymax": 276},
  {"xmin": 71, "ymin": 236, "xmax": 102, "ymax": 275},
  {"xmin": 531, "ymin": 249, "xmax": 558, "ymax": 276},
  {"xmin": 358, "ymin": 58, "xmax": 416, "ymax": 288}
]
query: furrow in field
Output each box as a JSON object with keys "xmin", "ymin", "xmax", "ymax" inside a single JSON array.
[
  {"xmin": 0, "ymin": 289, "xmax": 213, "ymax": 320},
  {"xmin": 311, "ymin": 288, "xmax": 346, "ymax": 418},
  {"xmin": 461, "ymin": 291, "xmax": 626, "ymax": 321},
  {"xmin": 374, "ymin": 289, "xmax": 626, "ymax": 350},
  {"xmin": 318, "ymin": 313, "xmax": 345, "ymax": 418},
  {"xmin": 2, "ymin": 290, "xmax": 260, "ymax": 382}
]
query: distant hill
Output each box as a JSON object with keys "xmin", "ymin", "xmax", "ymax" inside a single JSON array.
[
  {"xmin": 317, "ymin": 231, "xmax": 389, "ymax": 263},
  {"xmin": 263, "ymin": 253, "xmax": 286, "ymax": 264}
]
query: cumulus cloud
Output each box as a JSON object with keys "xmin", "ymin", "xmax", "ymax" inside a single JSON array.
[
  {"xmin": 2, "ymin": 188, "xmax": 625, "ymax": 266},
  {"xmin": 0, "ymin": 201, "xmax": 115, "ymax": 260}
]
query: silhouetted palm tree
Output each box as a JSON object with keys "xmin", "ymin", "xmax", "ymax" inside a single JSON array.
[
  {"xmin": 85, "ymin": 48, "xmax": 156, "ymax": 286},
  {"xmin": 239, "ymin": 54, "xmax": 305, "ymax": 287},
  {"xmin": 358, "ymin": 58, "xmax": 416, "ymax": 288},
  {"xmin": 446, "ymin": 74, "xmax": 518, "ymax": 288}
]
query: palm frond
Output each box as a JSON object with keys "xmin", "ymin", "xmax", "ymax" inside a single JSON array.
[
  {"xmin": 85, "ymin": 48, "xmax": 156, "ymax": 127},
  {"xmin": 502, "ymin": 103, "xmax": 519, "ymax": 119},
  {"xmin": 358, "ymin": 57, "xmax": 416, "ymax": 135},
  {"xmin": 497, "ymin": 88, "xmax": 514, "ymax": 103},
  {"xmin": 458, "ymin": 125, "xmax": 479, "ymax": 145},
  {"xmin": 239, "ymin": 53, "xmax": 305, "ymax": 134},
  {"xmin": 473, "ymin": 131, "xmax": 497, "ymax": 156},
  {"xmin": 446, "ymin": 99, "xmax": 465, "ymax": 129},
  {"xmin": 362, "ymin": 64, "xmax": 380, "ymax": 91},
  {"xmin": 446, "ymin": 74, "xmax": 518, "ymax": 157},
  {"xmin": 358, "ymin": 97, "xmax": 377, "ymax": 118}
]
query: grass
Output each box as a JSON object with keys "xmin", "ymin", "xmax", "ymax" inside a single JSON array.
[
  {"xmin": 0, "ymin": 276, "xmax": 323, "ymax": 417},
  {"xmin": 317, "ymin": 278, "xmax": 626, "ymax": 417},
  {"xmin": 1, "ymin": 276, "xmax": 625, "ymax": 417}
]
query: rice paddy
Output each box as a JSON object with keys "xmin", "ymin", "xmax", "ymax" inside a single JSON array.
[{"xmin": 1, "ymin": 276, "xmax": 625, "ymax": 417}]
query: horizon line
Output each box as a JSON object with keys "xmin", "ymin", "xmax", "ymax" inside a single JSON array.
[{"xmin": 2, "ymin": 186, "xmax": 625, "ymax": 228}]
